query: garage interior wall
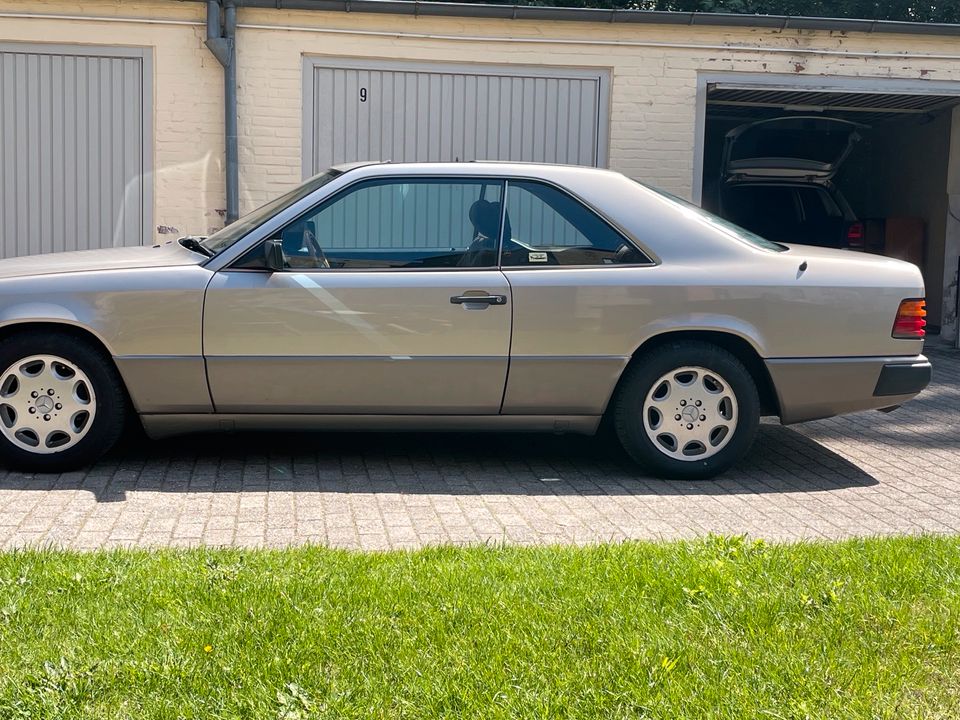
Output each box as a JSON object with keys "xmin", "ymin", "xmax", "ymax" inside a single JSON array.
[
  {"xmin": 2, "ymin": 0, "xmax": 960, "ymax": 338},
  {"xmin": 840, "ymin": 111, "xmax": 952, "ymax": 328},
  {"xmin": 945, "ymin": 107, "xmax": 960, "ymax": 339}
]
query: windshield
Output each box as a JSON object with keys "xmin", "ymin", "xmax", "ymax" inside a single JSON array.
[
  {"xmin": 200, "ymin": 170, "xmax": 341, "ymax": 255},
  {"xmin": 641, "ymin": 183, "xmax": 786, "ymax": 253}
]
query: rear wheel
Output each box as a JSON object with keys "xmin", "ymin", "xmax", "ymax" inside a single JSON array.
[
  {"xmin": 614, "ymin": 341, "xmax": 760, "ymax": 480},
  {"xmin": 0, "ymin": 332, "xmax": 127, "ymax": 472}
]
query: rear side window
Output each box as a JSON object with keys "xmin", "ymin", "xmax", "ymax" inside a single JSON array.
[
  {"xmin": 500, "ymin": 181, "xmax": 649, "ymax": 267},
  {"xmin": 644, "ymin": 183, "xmax": 786, "ymax": 253}
]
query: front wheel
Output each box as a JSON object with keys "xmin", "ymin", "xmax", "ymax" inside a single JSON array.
[
  {"xmin": 0, "ymin": 332, "xmax": 127, "ymax": 472},
  {"xmin": 613, "ymin": 341, "xmax": 760, "ymax": 480}
]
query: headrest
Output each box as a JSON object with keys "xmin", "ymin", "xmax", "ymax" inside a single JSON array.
[
  {"xmin": 469, "ymin": 200, "xmax": 502, "ymax": 239},
  {"xmin": 281, "ymin": 221, "xmax": 309, "ymax": 254}
]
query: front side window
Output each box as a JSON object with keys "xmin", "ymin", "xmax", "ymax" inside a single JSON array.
[
  {"xmin": 243, "ymin": 178, "xmax": 505, "ymax": 270},
  {"xmin": 500, "ymin": 181, "xmax": 648, "ymax": 267}
]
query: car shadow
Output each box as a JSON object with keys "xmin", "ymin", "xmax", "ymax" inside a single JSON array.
[{"xmin": 0, "ymin": 423, "xmax": 877, "ymax": 503}]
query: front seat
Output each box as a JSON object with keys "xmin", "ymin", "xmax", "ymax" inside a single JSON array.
[
  {"xmin": 458, "ymin": 200, "xmax": 503, "ymax": 267},
  {"xmin": 280, "ymin": 220, "xmax": 328, "ymax": 269}
]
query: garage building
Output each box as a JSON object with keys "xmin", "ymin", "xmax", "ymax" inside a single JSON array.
[{"xmin": 1, "ymin": 0, "xmax": 959, "ymax": 341}]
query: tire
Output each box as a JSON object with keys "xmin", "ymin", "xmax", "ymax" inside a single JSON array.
[
  {"xmin": 0, "ymin": 331, "xmax": 127, "ymax": 472},
  {"xmin": 613, "ymin": 340, "xmax": 760, "ymax": 480}
]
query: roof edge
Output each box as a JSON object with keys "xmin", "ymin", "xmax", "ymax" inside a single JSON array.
[{"xmin": 218, "ymin": 0, "xmax": 960, "ymax": 38}]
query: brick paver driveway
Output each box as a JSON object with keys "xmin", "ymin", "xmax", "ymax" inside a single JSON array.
[{"xmin": 0, "ymin": 344, "xmax": 957, "ymax": 549}]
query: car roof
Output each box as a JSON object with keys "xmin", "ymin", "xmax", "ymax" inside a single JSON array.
[
  {"xmin": 329, "ymin": 160, "xmax": 385, "ymax": 173},
  {"xmin": 333, "ymin": 160, "xmax": 625, "ymax": 180}
]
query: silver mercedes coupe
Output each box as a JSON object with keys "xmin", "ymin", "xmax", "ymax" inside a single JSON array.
[{"xmin": 0, "ymin": 162, "xmax": 931, "ymax": 479}]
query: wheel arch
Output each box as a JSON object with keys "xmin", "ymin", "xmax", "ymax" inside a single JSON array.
[
  {"xmin": 0, "ymin": 320, "xmax": 133, "ymax": 470},
  {"xmin": 611, "ymin": 329, "xmax": 781, "ymax": 418},
  {"xmin": 0, "ymin": 321, "xmax": 134, "ymax": 410},
  {"xmin": 0, "ymin": 320, "xmax": 117, "ymax": 359}
]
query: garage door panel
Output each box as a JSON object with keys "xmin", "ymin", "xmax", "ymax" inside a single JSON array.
[
  {"xmin": 305, "ymin": 60, "xmax": 607, "ymax": 175},
  {"xmin": 0, "ymin": 46, "xmax": 147, "ymax": 258}
]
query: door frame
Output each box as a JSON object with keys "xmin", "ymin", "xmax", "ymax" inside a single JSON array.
[{"xmin": 301, "ymin": 56, "xmax": 611, "ymax": 179}]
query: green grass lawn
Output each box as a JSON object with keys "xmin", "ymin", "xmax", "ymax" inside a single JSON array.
[{"xmin": 1, "ymin": 536, "xmax": 959, "ymax": 719}]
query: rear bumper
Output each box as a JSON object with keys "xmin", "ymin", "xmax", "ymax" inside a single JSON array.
[
  {"xmin": 765, "ymin": 354, "xmax": 930, "ymax": 425},
  {"xmin": 873, "ymin": 359, "xmax": 932, "ymax": 397}
]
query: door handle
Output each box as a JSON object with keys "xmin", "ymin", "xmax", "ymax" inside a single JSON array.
[{"xmin": 450, "ymin": 294, "xmax": 507, "ymax": 306}]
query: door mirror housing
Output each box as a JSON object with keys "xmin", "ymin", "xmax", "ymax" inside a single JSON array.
[{"xmin": 264, "ymin": 238, "xmax": 285, "ymax": 271}]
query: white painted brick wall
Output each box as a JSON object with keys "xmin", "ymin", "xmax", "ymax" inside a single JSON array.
[
  {"xmin": 6, "ymin": 0, "xmax": 960, "ymax": 228},
  {"xmin": 1, "ymin": 1, "xmax": 226, "ymax": 241}
]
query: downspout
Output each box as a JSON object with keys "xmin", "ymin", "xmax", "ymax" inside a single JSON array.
[{"xmin": 205, "ymin": 0, "xmax": 239, "ymax": 224}]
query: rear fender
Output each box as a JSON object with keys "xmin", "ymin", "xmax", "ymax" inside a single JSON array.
[{"xmin": 638, "ymin": 315, "xmax": 769, "ymax": 358}]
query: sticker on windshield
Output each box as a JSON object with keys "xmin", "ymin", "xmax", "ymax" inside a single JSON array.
[{"xmin": 528, "ymin": 252, "xmax": 548, "ymax": 263}]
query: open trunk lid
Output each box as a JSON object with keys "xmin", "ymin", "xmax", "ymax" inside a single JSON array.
[{"xmin": 722, "ymin": 116, "xmax": 867, "ymax": 181}]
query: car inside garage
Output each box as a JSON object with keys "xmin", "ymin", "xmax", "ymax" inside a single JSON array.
[{"xmin": 698, "ymin": 79, "xmax": 960, "ymax": 334}]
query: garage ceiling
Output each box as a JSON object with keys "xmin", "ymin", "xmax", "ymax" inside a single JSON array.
[{"xmin": 707, "ymin": 83, "xmax": 960, "ymax": 124}]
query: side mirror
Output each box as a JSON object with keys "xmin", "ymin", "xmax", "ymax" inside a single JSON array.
[{"xmin": 264, "ymin": 238, "xmax": 285, "ymax": 271}]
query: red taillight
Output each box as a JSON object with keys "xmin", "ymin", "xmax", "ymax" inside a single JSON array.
[
  {"xmin": 892, "ymin": 298, "xmax": 926, "ymax": 339},
  {"xmin": 846, "ymin": 222, "xmax": 865, "ymax": 248}
]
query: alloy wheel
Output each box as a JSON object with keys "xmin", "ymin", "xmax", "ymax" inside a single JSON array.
[
  {"xmin": 642, "ymin": 365, "xmax": 738, "ymax": 461},
  {"xmin": 0, "ymin": 355, "xmax": 97, "ymax": 454}
]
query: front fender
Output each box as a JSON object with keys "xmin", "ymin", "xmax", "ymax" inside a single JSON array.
[
  {"xmin": 0, "ymin": 302, "xmax": 80, "ymax": 325},
  {"xmin": 0, "ymin": 267, "xmax": 214, "ymax": 413},
  {"xmin": 0, "ymin": 304, "xmax": 120, "ymax": 355}
]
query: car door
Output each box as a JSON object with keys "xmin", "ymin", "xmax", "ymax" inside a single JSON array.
[
  {"xmin": 203, "ymin": 177, "xmax": 512, "ymax": 414},
  {"xmin": 497, "ymin": 179, "xmax": 654, "ymax": 416}
]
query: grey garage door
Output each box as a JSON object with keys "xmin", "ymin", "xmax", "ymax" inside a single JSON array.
[
  {"xmin": 303, "ymin": 59, "xmax": 609, "ymax": 177},
  {"xmin": 0, "ymin": 44, "xmax": 151, "ymax": 258}
]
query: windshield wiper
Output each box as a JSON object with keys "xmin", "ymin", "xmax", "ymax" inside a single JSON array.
[{"xmin": 178, "ymin": 236, "xmax": 213, "ymax": 257}]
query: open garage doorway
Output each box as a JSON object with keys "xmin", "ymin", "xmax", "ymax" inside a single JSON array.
[{"xmin": 694, "ymin": 74, "xmax": 960, "ymax": 336}]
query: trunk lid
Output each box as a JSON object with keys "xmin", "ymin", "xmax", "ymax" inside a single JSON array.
[
  {"xmin": 722, "ymin": 116, "xmax": 867, "ymax": 181},
  {"xmin": 781, "ymin": 242, "xmax": 924, "ymax": 287}
]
